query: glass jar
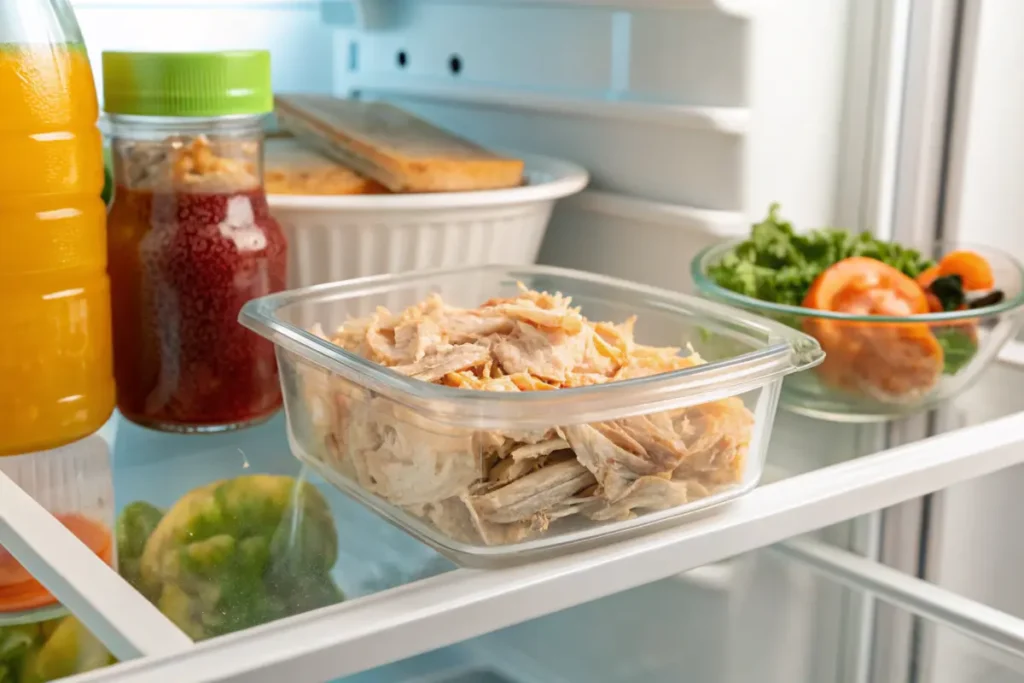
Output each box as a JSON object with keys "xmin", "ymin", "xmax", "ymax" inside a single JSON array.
[
  {"xmin": 103, "ymin": 52, "xmax": 287, "ymax": 432},
  {"xmin": 0, "ymin": 0, "xmax": 115, "ymax": 456}
]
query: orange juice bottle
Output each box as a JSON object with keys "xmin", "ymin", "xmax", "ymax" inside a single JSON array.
[{"xmin": 0, "ymin": 0, "xmax": 115, "ymax": 456}]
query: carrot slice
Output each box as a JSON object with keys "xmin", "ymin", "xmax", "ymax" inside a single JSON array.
[
  {"xmin": 937, "ymin": 250, "xmax": 994, "ymax": 291},
  {"xmin": 0, "ymin": 514, "xmax": 112, "ymax": 613}
]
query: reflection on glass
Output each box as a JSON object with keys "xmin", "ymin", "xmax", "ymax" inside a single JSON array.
[
  {"xmin": 116, "ymin": 473, "xmax": 344, "ymax": 640},
  {"xmin": 110, "ymin": 414, "xmax": 452, "ymax": 641}
]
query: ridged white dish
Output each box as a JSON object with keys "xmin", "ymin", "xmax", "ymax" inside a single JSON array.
[{"xmin": 268, "ymin": 152, "xmax": 588, "ymax": 288}]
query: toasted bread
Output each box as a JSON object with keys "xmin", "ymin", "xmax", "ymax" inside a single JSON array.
[
  {"xmin": 274, "ymin": 95, "xmax": 525, "ymax": 193},
  {"xmin": 264, "ymin": 137, "xmax": 388, "ymax": 196}
]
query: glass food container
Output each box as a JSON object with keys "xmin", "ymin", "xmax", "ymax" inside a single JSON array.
[
  {"xmin": 0, "ymin": 436, "xmax": 114, "ymax": 622},
  {"xmin": 0, "ymin": 0, "xmax": 115, "ymax": 456},
  {"xmin": 103, "ymin": 51, "xmax": 287, "ymax": 433},
  {"xmin": 241, "ymin": 265, "xmax": 824, "ymax": 566}
]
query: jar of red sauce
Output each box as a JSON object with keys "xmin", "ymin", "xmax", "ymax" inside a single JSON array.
[{"xmin": 103, "ymin": 52, "xmax": 286, "ymax": 432}]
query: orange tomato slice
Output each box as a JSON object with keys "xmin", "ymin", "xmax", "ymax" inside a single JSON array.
[
  {"xmin": 917, "ymin": 264, "xmax": 941, "ymax": 291},
  {"xmin": 938, "ymin": 250, "xmax": 994, "ymax": 291},
  {"xmin": 0, "ymin": 514, "xmax": 112, "ymax": 613},
  {"xmin": 803, "ymin": 257, "xmax": 943, "ymax": 400},
  {"xmin": 803, "ymin": 257, "xmax": 930, "ymax": 316}
]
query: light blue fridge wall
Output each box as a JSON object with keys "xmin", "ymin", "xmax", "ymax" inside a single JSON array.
[
  {"xmin": 74, "ymin": 0, "xmax": 854, "ymax": 301},
  {"xmin": 73, "ymin": 0, "xmax": 342, "ymax": 101}
]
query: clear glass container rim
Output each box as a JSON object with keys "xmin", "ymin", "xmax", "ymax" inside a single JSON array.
[
  {"xmin": 691, "ymin": 238, "xmax": 1024, "ymax": 323},
  {"xmin": 240, "ymin": 264, "xmax": 825, "ymax": 429}
]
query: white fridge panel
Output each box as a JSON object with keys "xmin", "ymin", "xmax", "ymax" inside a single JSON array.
[
  {"xmin": 72, "ymin": 2, "xmax": 337, "ymax": 98},
  {"xmin": 349, "ymin": 96, "xmax": 745, "ymax": 210},
  {"xmin": 743, "ymin": 0, "xmax": 851, "ymax": 229},
  {"xmin": 346, "ymin": 3, "xmax": 616, "ymax": 93},
  {"xmin": 946, "ymin": 0, "xmax": 1024, "ymax": 255},
  {"xmin": 920, "ymin": 0, "xmax": 1024, "ymax": 677},
  {"xmin": 338, "ymin": 2, "xmax": 749, "ymax": 103}
]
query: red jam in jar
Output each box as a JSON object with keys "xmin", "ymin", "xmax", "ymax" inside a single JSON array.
[
  {"xmin": 103, "ymin": 51, "xmax": 284, "ymax": 431},
  {"xmin": 108, "ymin": 174, "xmax": 286, "ymax": 429}
]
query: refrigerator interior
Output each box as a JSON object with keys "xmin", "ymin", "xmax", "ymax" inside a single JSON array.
[{"xmin": 24, "ymin": 1, "xmax": 1018, "ymax": 681}]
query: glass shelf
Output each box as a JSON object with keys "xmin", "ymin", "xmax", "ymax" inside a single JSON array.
[
  {"xmin": 2, "ymin": 356, "xmax": 1024, "ymax": 681},
  {"xmin": 104, "ymin": 411, "xmax": 454, "ymax": 625},
  {"xmin": 339, "ymin": 544, "xmax": 1024, "ymax": 683}
]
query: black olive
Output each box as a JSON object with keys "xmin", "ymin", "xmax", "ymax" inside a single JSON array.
[{"xmin": 968, "ymin": 290, "xmax": 1005, "ymax": 309}]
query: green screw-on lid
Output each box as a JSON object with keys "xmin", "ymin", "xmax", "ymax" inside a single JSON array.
[{"xmin": 102, "ymin": 51, "xmax": 272, "ymax": 117}]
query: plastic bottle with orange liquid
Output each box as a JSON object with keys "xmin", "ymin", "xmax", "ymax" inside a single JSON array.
[{"xmin": 0, "ymin": 0, "xmax": 115, "ymax": 456}]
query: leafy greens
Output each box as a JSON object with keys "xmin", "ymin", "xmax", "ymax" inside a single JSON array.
[{"xmin": 706, "ymin": 204, "xmax": 935, "ymax": 307}]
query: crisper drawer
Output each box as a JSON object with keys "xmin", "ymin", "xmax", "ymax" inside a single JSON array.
[{"xmin": 3, "ymin": 352, "xmax": 1024, "ymax": 682}]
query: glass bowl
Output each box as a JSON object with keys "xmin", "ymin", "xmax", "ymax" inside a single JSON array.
[{"xmin": 691, "ymin": 240, "xmax": 1024, "ymax": 422}]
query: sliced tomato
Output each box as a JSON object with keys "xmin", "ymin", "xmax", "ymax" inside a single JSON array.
[
  {"xmin": 803, "ymin": 257, "xmax": 943, "ymax": 400},
  {"xmin": 938, "ymin": 250, "xmax": 994, "ymax": 291},
  {"xmin": 917, "ymin": 264, "xmax": 941, "ymax": 290},
  {"xmin": 0, "ymin": 515, "xmax": 111, "ymax": 613},
  {"xmin": 803, "ymin": 257, "xmax": 930, "ymax": 316}
]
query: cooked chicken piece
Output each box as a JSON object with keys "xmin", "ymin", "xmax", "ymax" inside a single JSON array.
[
  {"xmin": 419, "ymin": 497, "xmax": 535, "ymax": 546},
  {"xmin": 491, "ymin": 301, "xmax": 584, "ymax": 335},
  {"xmin": 492, "ymin": 321, "xmax": 589, "ymax": 384},
  {"xmin": 343, "ymin": 400, "xmax": 482, "ymax": 506},
  {"xmin": 558, "ymin": 424, "xmax": 642, "ymax": 501},
  {"xmin": 675, "ymin": 397, "xmax": 754, "ymax": 471},
  {"xmin": 392, "ymin": 343, "xmax": 491, "ymax": 382},
  {"xmin": 441, "ymin": 312, "xmax": 515, "ymax": 343},
  {"xmin": 487, "ymin": 456, "xmax": 538, "ymax": 486},
  {"xmin": 510, "ymin": 438, "xmax": 570, "ymax": 462},
  {"xmin": 583, "ymin": 476, "xmax": 697, "ymax": 522},
  {"xmin": 393, "ymin": 317, "xmax": 444, "ymax": 363},
  {"xmin": 590, "ymin": 423, "xmax": 665, "ymax": 476},
  {"xmin": 614, "ymin": 414, "xmax": 689, "ymax": 472},
  {"xmin": 470, "ymin": 458, "xmax": 597, "ymax": 524}
]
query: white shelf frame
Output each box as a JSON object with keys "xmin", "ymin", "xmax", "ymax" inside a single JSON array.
[
  {"xmin": 563, "ymin": 189, "xmax": 750, "ymax": 236},
  {"xmin": 61, "ymin": 408, "xmax": 1024, "ymax": 683},
  {"xmin": 0, "ymin": 473, "xmax": 193, "ymax": 661},
  {"xmin": 776, "ymin": 538, "xmax": 1024, "ymax": 659},
  {"xmin": 348, "ymin": 81, "xmax": 750, "ymax": 134}
]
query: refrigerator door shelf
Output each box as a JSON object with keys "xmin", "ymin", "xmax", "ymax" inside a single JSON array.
[{"xmin": 4, "ymin": 354, "xmax": 1024, "ymax": 682}]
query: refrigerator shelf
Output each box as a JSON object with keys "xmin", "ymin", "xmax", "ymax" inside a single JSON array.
[
  {"xmin": 395, "ymin": 0, "xmax": 760, "ymax": 19},
  {"xmin": 346, "ymin": 82, "xmax": 751, "ymax": 133},
  {"xmin": 4, "ymin": 359, "xmax": 1024, "ymax": 682}
]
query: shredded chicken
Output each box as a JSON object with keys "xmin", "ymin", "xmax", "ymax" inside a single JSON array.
[{"xmin": 300, "ymin": 283, "xmax": 755, "ymax": 546}]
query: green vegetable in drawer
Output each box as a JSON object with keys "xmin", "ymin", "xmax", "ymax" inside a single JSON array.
[{"xmin": 133, "ymin": 475, "xmax": 343, "ymax": 640}]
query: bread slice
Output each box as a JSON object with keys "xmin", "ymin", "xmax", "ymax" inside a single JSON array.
[
  {"xmin": 274, "ymin": 95, "xmax": 525, "ymax": 193},
  {"xmin": 264, "ymin": 137, "xmax": 388, "ymax": 196}
]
